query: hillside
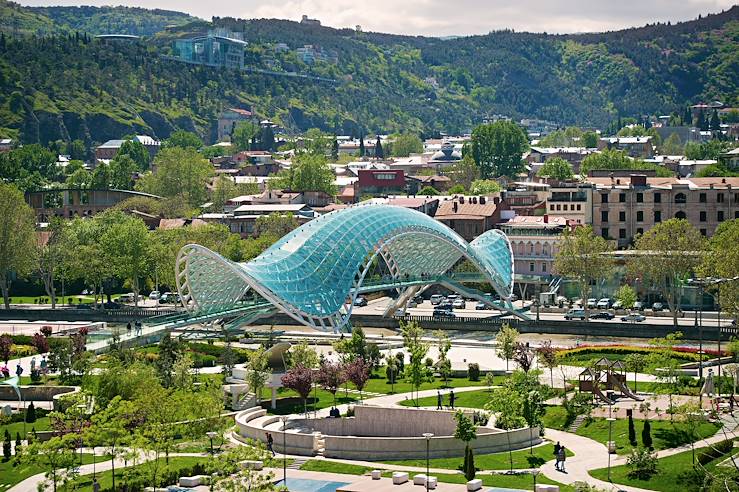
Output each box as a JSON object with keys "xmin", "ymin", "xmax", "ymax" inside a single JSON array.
[{"xmin": 0, "ymin": 2, "xmax": 736, "ymax": 145}]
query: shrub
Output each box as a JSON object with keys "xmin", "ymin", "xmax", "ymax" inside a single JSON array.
[
  {"xmin": 385, "ymin": 364, "xmax": 397, "ymax": 384},
  {"xmin": 2, "ymin": 430, "xmax": 10, "ymax": 462},
  {"xmin": 463, "ymin": 445, "xmax": 476, "ymax": 480},
  {"xmin": 626, "ymin": 447, "xmax": 659, "ymax": 480},
  {"xmin": 468, "ymin": 363, "xmax": 480, "ymax": 381},
  {"xmin": 641, "ymin": 420, "xmax": 653, "ymax": 449},
  {"xmin": 628, "ymin": 413, "xmax": 637, "ymax": 446},
  {"xmin": 25, "ymin": 402, "xmax": 36, "ymax": 423},
  {"xmin": 697, "ymin": 438, "xmax": 734, "ymax": 465},
  {"xmin": 30, "ymin": 369, "xmax": 41, "ymax": 383},
  {"xmin": 424, "ymin": 357, "xmax": 434, "ymax": 367}
]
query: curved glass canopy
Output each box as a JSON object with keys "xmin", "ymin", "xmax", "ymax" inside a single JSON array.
[{"xmin": 176, "ymin": 204, "xmax": 514, "ymax": 331}]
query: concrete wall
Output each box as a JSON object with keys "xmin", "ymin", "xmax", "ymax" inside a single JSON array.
[
  {"xmin": 235, "ymin": 408, "xmax": 316, "ymax": 456},
  {"xmin": 0, "ymin": 308, "xmax": 178, "ymax": 323},
  {"xmin": 0, "ymin": 385, "xmax": 77, "ymax": 405}
]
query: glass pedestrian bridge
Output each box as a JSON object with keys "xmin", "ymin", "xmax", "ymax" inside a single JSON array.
[{"xmin": 174, "ymin": 203, "xmax": 522, "ymax": 331}]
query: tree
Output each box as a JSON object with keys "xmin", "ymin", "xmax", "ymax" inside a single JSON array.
[
  {"xmin": 660, "ymin": 133, "xmax": 683, "ymax": 155},
  {"xmin": 649, "ymin": 332, "xmax": 684, "ymax": 420},
  {"xmin": 344, "ymin": 357, "xmax": 371, "ymax": 401},
  {"xmin": 254, "ymin": 212, "xmax": 299, "ymax": 239},
  {"xmin": 88, "ymin": 396, "xmax": 136, "ymax": 492},
  {"xmin": 205, "ymin": 443, "xmax": 276, "ymax": 492},
  {"xmin": 210, "ymin": 174, "xmax": 238, "ymax": 212},
  {"xmin": 580, "ymin": 149, "xmax": 672, "ymax": 177},
  {"xmin": 90, "ymin": 162, "xmax": 111, "ymax": 189},
  {"xmin": 37, "ymin": 217, "xmax": 65, "ymax": 309},
  {"xmin": 486, "ymin": 386, "xmax": 525, "ymax": 430},
  {"xmin": 22, "ymin": 435, "xmax": 80, "ymax": 491},
  {"xmin": 136, "ymin": 147, "xmax": 213, "ymax": 207},
  {"xmin": 271, "ymin": 153, "xmax": 336, "ymax": 195},
  {"xmin": 2, "ymin": 429, "xmax": 9, "ymax": 461},
  {"xmin": 0, "ymin": 184, "xmax": 36, "ymax": 309},
  {"xmin": 392, "ymin": 133, "xmax": 423, "ymax": 157},
  {"xmin": 710, "ymin": 109, "xmax": 721, "ymax": 132},
  {"xmin": 624, "ymin": 353, "xmax": 648, "ymax": 393},
  {"xmin": 536, "ymin": 157, "xmax": 574, "ymax": 180},
  {"xmin": 231, "ymin": 122, "xmax": 260, "ymax": 151},
  {"xmin": 385, "ymin": 350, "xmax": 398, "ymax": 393},
  {"xmin": 304, "ymin": 128, "xmax": 331, "ymax": 156},
  {"xmin": 700, "ymin": 219, "xmax": 739, "ymax": 317},
  {"xmin": 418, "ymin": 185, "xmax": 440, "ymax": 195},
  {"xmin": 374, "ymin": 136, "xmax": 384, "ymax": 159},
  {"xmin": 31, "ymin": 333, "xmax": 49, "ymax": 355},
  {"xmin": 513, "ymin": 343, "xmax": 535, "ymax": 373},
  {"xmin": 401, "ymin": 321, "xmax": 429, "ymax": 406},
  {"xmin": 641, "ymin": 420, "xmax": 653, "ymax": 449},
  {"xmin": 495, "ymin": 324, "xmax": 518, "ymax": 371},
  {"xmin": 470, "ymin": 121, "xmax": 528, "ymax": 178},
  {"xmin": 628, "ymin": 412, "xmax": 637, "ymax": 446},
  {"xmin": 446, "ymin": 155, "xmax": 479, "ymax": 190},
  {"xmin": 102, "ymin": 216, "xmax": 152, "ymax": 306},
  {"xmin": 554, "ymin": 225, "xmax": 614, "ymax": 320},
  {"xmin": 118, "ymin": 139, "xmax": 150, "ymax": 171},
  {"xmin": 108, "ymin": 154, "xmax": 137, "ymax": 190},
  {"xmin": 358, "ymin": 135, "xmax": 365, "ymax": 157},
  {"xmin": 65, "ymin": 168, "xmax": 91, "ymax": 188},
  {"xmin": 316, "ymin": 360, "xmax": 346, "ymax": 407},
  {"xmin": 331, "ymin": 136, "xmax": 339, "ymax": 161},
  {"xmin": 435, "ymin": 330, "xmax": 452, "ymax": 384},
  {"xmin": 469, "ymin": 179, "xmax": 501, "ymax": 195},
  {"xmin": 581, "ymin": 131, "xmax": 598, "ymax": 148},
  {"xmin": 287, "ymin": 340, "xmax": 319, "ymax": 369},
  {"xmin": 616, "ymin": 284, "xmax": 637, "ymax": 310},
  {"xmin": 1, "ymin": 334, "xmax": 13, "ymax": 363},
  {"xmin": 334, "ymin": 325, "xmax": 368, "ymax": 361},
  {"xmin": 281, "ymin": 364, "xmax": 314, "ymax": 416},
  {"xmin": 536, "ymin": 341, "xmax": 558, "ymax": 388},
  {"xmin": 245, "ymin": 347, "xmax": 271, "ymax": 405},
  {"xmin": 454, "ymin": 411, "xmax": 477, "ymax": 481},
  {"xmin": 522, "ymin": 390, "xmax": 545, "ymax": 453},
  {"xmin": 630, "ymin": 219, "xmax": 705, "ymax": 327},
  {"xmin": 165, "ymin": 130, "xmax": 203, "ymax": 150}
]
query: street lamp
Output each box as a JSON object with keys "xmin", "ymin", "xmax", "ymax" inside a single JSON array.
[
  {"xmin": 281, "ymin": 416, "xmax": 288, "ymax": 487},
  {"xmin": 206, "ymin": 431, "xmax": 218, "ymax": 455},
  {"xmin": 606, "ymin": 417, "xmax": 616, "ymax": 481},
  {"xmin": 422, "ymin": 433, "xmax": 434, "ymax": 492},
  {"xmin": 532, "ymin": 468, "xmax": 540, "ymax": 490}
]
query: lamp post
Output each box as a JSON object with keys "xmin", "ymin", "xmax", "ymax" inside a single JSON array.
[
  {"xmin": 206, "ymin": 431, "xmax": 218, "ymax": 455},
  {"xmin": 281, "ymin": 416, "xmax": 288, "ymax": 487},
  {"xmin": 422, "ymin": 433, "xmax": 433, "ymax": 492},
  {"xmin": 606, "ymin": 417, "xmax": 616, "ymax": 482},
  {"xmin": 532, "ymin": 468, "xmax": 540, "ymax": 490}
]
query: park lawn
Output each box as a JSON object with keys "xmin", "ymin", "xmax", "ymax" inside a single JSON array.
[
  {"xmin": 260, "ymin": 387, "xmax": 358, "ymax": 415},
  {"xmin": 0, "ymin": 416, "xmax": 51, "ymax": 439},
  {"xmin": 383, "ymin": 442, "xmax": 573, "ymax": 470},
  {"xmin": 398, "ymin": 388, "xmax": 496, "ymax": 409},
  {"xmin": 0, "ymin": 453, "xmax": 105, "ymax": 492},
  {"xmin": 576, "ymin": 417, "xmax": 721, "ymax": 455},
  {"xmin": 300, "ymin": 459, "xmax": 574, "ymax": 491},
  {"xmin": 361, "ymin": 372, "xmax": 502, "ymax": 395},
  {"xmin": 542, "ymin": 406, "xmax": 570, "ymax": 430},
  {"xmin": 589, "ymin": 445, "xmax": 739, "ymax": 491},
  {"xmin": 62, "ymin": 456, "xmax": 203, "ymax": 491},
  {"xmin": 558, "ymin": 350, "xmax": 697, "ymax": 368}
]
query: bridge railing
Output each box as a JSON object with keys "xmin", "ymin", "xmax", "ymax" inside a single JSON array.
[
  {"xmin": 395, "ymin": 314, "xmax": 519, "ymax": 327},
  {"xmin": 360, "ymin": 272, "xmax": 489, "ymax": 289}
]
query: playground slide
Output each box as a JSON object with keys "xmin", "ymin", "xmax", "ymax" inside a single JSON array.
[
  {"xmin": 592, "ymin": 383, "xmax": 612, "ymax": 404},
  {"xmin": 608, "ymin": 374, "xmax": 644, "ymax": 401}
]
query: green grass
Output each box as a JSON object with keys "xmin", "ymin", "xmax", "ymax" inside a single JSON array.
[
  {"xmin": 576, "ymin": 417, "xmax": 721, "ymax": 455},
  {"xmin": 541, "ymin": 406, "xmax": 570, "ymax": 430},
  {"xmin": 397, "ymin": 388, "xmax": 496, "ymax": 409},
  {"xmin": 383, "ymin": 442, "xmax": 572, "ymax": 470},
  {"xmin": 0, "ymin": 416, "xmax": 52, "ymax": 439},
  {"xmin": 589, "ymin": 444, "xmax": 738, "ymax": 491},
  {"xmin": 0, "ymin": 453, "xmax": 105, "ymax": 491},
  {"xmin": 361, "ymin": 372, "xmax": 501, "ymax": 395},
  {"xmin": 7, "ymin": 295, "xmax": 97, "ymax": 305},
  {"xmin": 62, "ymin": 456, "xmax": 204, "ymax": 491},
  {"xmin": 299, "ymin": 459, "xmax": 574, "ymax": 491},
  {"xmin": 558, "ymin": 350, "xmax": 696, "ymax": 368},
  {"xmin": 261, "ymin": 387, "xmax": 358, "ymax": 415}
]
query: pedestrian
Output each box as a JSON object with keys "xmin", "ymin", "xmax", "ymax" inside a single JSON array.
[
  {"xmin": 558, "ymin": 446, "xmax": 566, "ymax": 473},
  {"xmin": 437, "ymin": 390, "xmax": 443, "ymax": 410},
  {"xmin": 16, "ymin": 363, "xmax": 23, "ymax": 378},
  {"xmin": 40, "ymin": 356, "xmax": 47, "ymax": 375},
  {"xmin": 449, "ymin": 389, "xmax": 455, "ymax": 409},
  {"xmin": 266, "ymin": 432, "xmax": 275, "ymax": 456},
  {"xmin": 135, "ymin": 320, "xmax": 142, "ymax": 336},
  {"xmin": 92, "ymin": 478, "xmax": 100, "ymax": 492},
  {"xmin": 30, "ymin": 357, "xmax": 36, "ymax": 373},
  {"xmin": 1, "ymin": 365, "xmax": 8, "ymax": 378},
  {"xmin": 553, "ymin": 441, "xmax": 561, "ymax": 471},
  {"xmin": 127, "ymin": 322, "xmax": 132, "ymax": 336}
]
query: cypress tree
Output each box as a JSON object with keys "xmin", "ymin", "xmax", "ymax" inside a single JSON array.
[
  {"xmin": 684, "ymin": 107, "xmax": 693, "ymax": 126},
  {"xmin": 15, "ymin": 432, "xmax": 21, "ymax": 447},
  {"xmin": 375, "ymin": 136, "xmax": 384, "ymax": 159},
  {"xmin": 698, "ymin": 112, "xmax": 708, "ymax": 131},
  {"xmin": 3, "ymin": 429, "xmax": 10, "ymax": 461},
  {"xmin": 710, "ymin": 109, "xmax": 721, "ymax": 131},
  {"xmin": 464, "ymin": 445, "xmax": 476, "ymax": 480},
  {"xmin": 359, "ymin": 135, "xmax": 365, "ymax": 157},
  {"xmin": 26, "ymin": 402, "xmax": 36, "ymax": 423},
  {"xmin": 331, "ymin": 137, "xmax": 339, "ymax": 161},
  {"xmin": 642, "ymin": 420, "xmax": 653, "ymax": 449},
  {"xmin": 628, "ymin": 414, "xmax": 636, "ymax": 446}
]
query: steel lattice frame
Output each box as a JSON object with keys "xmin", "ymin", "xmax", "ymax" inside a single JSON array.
[{"xmin": 176, "ymin": 203, "xmax": 515, "ymax": 331}]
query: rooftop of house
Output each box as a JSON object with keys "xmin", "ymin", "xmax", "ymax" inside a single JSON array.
[
  {"xmin": 408, "ymin": 175, "xmax": 451, "ymax": 183},
  {"xmin": 434, "ymin": 196, "xmax": 498, "ymax": 220},
  {"xmin": 233, "ymin": 203, "xmax": 312, "ymax": 214},
  {"xmin": 600, "ymin": 136, "xmax": 653, "ymax": 144},
  {"xmin": 158, "ymin": 218, "xmax": 208, "ymax": 230},
  {"xmin": 499, "ymin": 215, "xmax": 569, "ymax": 228},
  {"xmin": 586, "ymin": 176, "xmax": 739, "ymax": 190}
]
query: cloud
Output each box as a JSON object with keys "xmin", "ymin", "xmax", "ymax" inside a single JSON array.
[{"xmin": 19, "ymin": 0, "xmax": 736, "ymax": 36}]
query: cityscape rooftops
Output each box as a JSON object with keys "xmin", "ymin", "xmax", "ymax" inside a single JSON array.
[
  {"xmin": 434, "ymin": 195, "xmax": 499, "ymax": 220},
  {"xmin": 499, "ymin": 214, "xmax": 569, "ymax": 228}
]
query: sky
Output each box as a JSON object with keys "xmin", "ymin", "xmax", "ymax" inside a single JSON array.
[{"xmin": 19, "ymin": 0, "xmax": 737, "ymax": 36}]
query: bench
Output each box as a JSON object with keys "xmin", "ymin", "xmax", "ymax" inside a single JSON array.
[
  {"xmin": 466, "ymin": 479, "xmax": 483, "ymax": 491},
  {"xmin": 239, "ymin": 460, "xmax": 264, "ymax": 470},
  {"xmin": 392, "ymin": 472, "xmax": 409, "ymax": 485},
  {"xmin": 179, "ymin": 475, "xmax": 208, "ymax": 487},
  {"xmin": 371, "ymin": 470, "xmax": 382, "ymax": 480},
  {"xmin": 413, "ymin": 474, "xmax": 427, "ymax": 485},
  {"xmin": 534, "ymin": 485, "xmax": 559, "ymax": 492}
]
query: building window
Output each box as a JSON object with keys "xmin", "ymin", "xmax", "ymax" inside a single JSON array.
[
  {"xmin": 601, "ymin": 211, "xmax": 608, "ymax": 222},
  {"xmin": 700, "ymin": 229, "xmax": 707, "ymax": 236},
  {"xmin": 654, "ymin": 211, "xmax": 661, "ymax": 222},
  {"xmin": 549, "ymin": 204, "xmax": 554, "ymax": 211},
  {"xmin": 619, "ymin": 211, "xmax": 626, "ymax": 221},
  {"xmin": 637, "ymin": 228, "xmax": 644, "ymax": 235},
  {"xmin": 636, "ymin": 211, "xmax": 643, "ymax": 222},
  {"xmin": 700, "ymin": 211, "xmax": 707, "ymax": 222},
  {"xmin": 529, "ymin": 262, "xmax": 535, "ymax": 272},
  {"xmin": 619, "ymin": 228, "xmax": 626, "ymax": 239},
  {"xmin": 636, "ymin": 193, "xmax": 643, "ymax": 203},
  {"xmin": 699, "ymin": 193, "xmax": 707, "ymax": 203},
  {"xmin": 619, "ymin": 193, "xmax": 626, "ymax": 203},
  {"xmin": 374, "ymin": 173, "xmax": 396, "ymax": 180},
  {"xmin": 556, "ymin": 204, "xmax": 561, "ymax": 211},
  {"xmin": 717, "ymin": 193, "xmax": 724, "ymax": 203},
  {"xmin": 542, "ymin": 263, "xmax": 547, "ymax": 273},
  {"xmin": 601, "ymin": 194, "xmax": 608, "ymax": 203},
  {"xmin": 654, "ymin": 193, "xmax": 661, "ymax": 203},
  {"xmin": 601, "ymin": 228, "xmax": 608, "ymax": 239},
  {"xmin": 576, "ymin": 204, "xmax": 581, "ymax": 211},
  {"xmin": 718, "ymin": 211, "xmax": 724, "ymax": 221},
  {"xmin": 675, "ymin": 211, "xmax": 687, "ymax": 219},
  {"xmin": 563, "ymin": 204, "xmax": 568, "ymax": 211},
  {"xmin": 675, "ymin": 193, "xmax": 686, "ymax": 204}
]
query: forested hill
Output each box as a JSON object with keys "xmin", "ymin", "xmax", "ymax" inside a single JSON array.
[{"xmin": 0, "ymin": 1, "xmax": 737, "ymax": 146}]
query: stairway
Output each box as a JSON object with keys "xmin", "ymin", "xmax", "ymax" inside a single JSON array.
[
  {"xmin": 288, "ymin": 457, "xmax": 308, "ymax": 470},
  {"xmin": 567, "ymin": 414, "xmax": 586, "ymax": 433},
  {"xmin": 314, "ymin": 432, "xmax": 326, "ymax": 457}
]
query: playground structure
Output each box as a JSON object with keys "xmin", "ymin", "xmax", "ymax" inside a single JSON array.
[{"xmin": 578, "ymin": 358, "xmax": 643, "ymax": 403}]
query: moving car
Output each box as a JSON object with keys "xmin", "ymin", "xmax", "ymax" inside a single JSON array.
[
  {"xmin": 596, "ymin": 298, "xmax": 611, "ymax": 309},
  {"xmin": 586, "ymin": 298, "xmax": 598, "ymax": 308},
  {"xmin": 432, "ymin": 308, "xmax": 455, "ymax": 318},
  {"xmin": 564, "ymin": 308, "xmax": 586, "ymax": 320},
  {"xmin": 475, "ymin": 301, "xmax": 490, "ymax": 310},
  {"xmin": 652, "ymin": 302, "xmax": 664, "ymax": 312},
  {"xmin": 633, "ymin": 301, "xmax": 644, "ymax": 311},
  {"xmin": 353, "ymin": 296, "xmax": 368, "ymax": 307},
  {"xmin": 407, "ymin": 299, "xmax": 418, "ymax": 308},
  {"xmin": 149, "ymin": 290, "xmax": 161, "ymax": 300},
  {"xmin": 621, "ymin": 312, "xmax": 646, "ymax": 322},
  {"xmin": 438, "ymin": 300, "xmax": 454, "ymax": 310},
  {"xmin": 452, "ymin": 298, "xmax": 466, "ymax": 309},
  {"xmin": 590, "ymin": 311, "xmax": 615, "ymax": 320},
  {"xmin": 430, "ymin": 294, "xmax": 444, "ymax": 305},
  {"xmin": 612, "ymin": 300, "xmax": 623, "ymax": 309}
]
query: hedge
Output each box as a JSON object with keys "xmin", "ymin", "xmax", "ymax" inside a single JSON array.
[
  {"xmin": 556, "ymin": 345, "xmax": 705, "ymax": 362},
  {"xmin": 697, "ymin": 438, "xmax": 734, "ymax": 466}
]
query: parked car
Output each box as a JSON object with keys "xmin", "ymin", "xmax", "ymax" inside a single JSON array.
[
  {"xmin": 510, "ymin": 294, "xmax": 519, "ymax": 302},
  {"xmin": 353, "ymin": 297, "xmax": 368, "ymax": 307},
  {"xmin": 432, "ymin": 308, "xmax": 455, "ymax": 318},
  {"xmin": 447, "ymin": 294, "xmax": 459, "ymax": 301},
  {"xmin": 103, "ymin": 301, "xmax": 122, "ymax": 309},
  {"xmin": 394, "ymin": 308, "xmax": 406, "ymax": 317},
  {"xmin": 149, "ymin": 290, "xmax": 161, "ymax": 300},
  {"xmin": 452, "ymin": 298, "xmax": 466, "ymax": 309},
  {"xmin": 564, "ymin": 308, "xmax": 586, "ymax": 320},
  {"xmin": 430, "ymin": 294, "xmax": 444, "ymax": 305},
  {"xmin": 652, "ymin": 302, "xmax": 664, "ymax": 312},
  {"xmin": 633, "ymin": 301, "xmax": 644, "ymax": 311},
  {"xmin": 612, "ymin": 300, "xmax": 623, "ymax": 309},
  {"xmin": 621, "ymin": 313, "xmax": 646, "ymax": 322},
  {"xmin": 159, "ymin": 292, "xmax": 176, "ymax": 304},
  {"xmin": 590, "ymin": 311, "xmax": 615, "ymax": 320},
  {"xmin": 439, "ymin": 301, "xmax": 454, "ymax": 310},
  {"xmin": 596, "ymin": 298, "xmax": 611, "ymax": 309},
  {"xmin": 475, "ymin": 301, "xmax": 490, "ymax": 310},
  {"xmin": 407, "ymin": 299, "xmax": 418, "ymax": 308},
  {"xmin": 586, "ymin": 298, "xmax": 598, "ymax": 308},
  {"xmin": 556, "ymin": 296, "xmax": 568, "ymax": 307}
]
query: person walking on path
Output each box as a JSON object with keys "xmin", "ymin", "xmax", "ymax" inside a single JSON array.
[
  {"xmin": 449, "ymin": 390, "xmax": 455, "ymax": 409},
  {"xmin": 93, "ymin": 478, "xmax": 100, "ymax": 492},
  {"xmin": 16, "ymin": 363, "xmax": 23, "ymax": 378},
  {"xmin": 437, "ymin": 391, "xmax": 443, "ymax": 410},
  {"xmin": 126, "ymin": 322, "xmax": 132, "ymax": 336},
  {"xmin": 266, "ymin": 432, "xmax": 275, "ymax": 456},
  {"xmin": 40, "ymin": 356, "xmax": 47, "ymax": 375},
  {"xmin": 553, "ymin": 441, "xmax": 561, "ymax": 471},
  {"xmin": 30, "ymin": 357, "xmax": 36, "ymax": 373},
  {"xmin": 557, "ymin": 446, "xmax": 567, "ymax": 473},
  {"xmin": 134, "ymin": 320, "xmax": 142, "ymax": 336}
]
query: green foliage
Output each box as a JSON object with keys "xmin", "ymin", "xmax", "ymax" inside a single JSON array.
[
  {"xmin": 0, "ymin": 183, "xmax": 37, "ymax": 308},
  {"xmin": 108, "ymin": 154, "xmax": 137, "ymax": 190},
  {"xmin": 684, "ymin": 139, "xmax": 735, "ymax": 160},
  {"xmin": 164, "ymin": 130, "xmax": 203, "ymax": 150},
  {"xmin": 447, "ymin": 184, "xmax": 466, "ymax": 194},
  {"xmin": 495, "ymin": 324, "xmax": 519, "ymax": 371},
  {"xmin": 581, "ymin": 131, "xmax": 598, "ymax": 148},
  {"xmin": 463, "ymin": 445, "xmax": 476, "ymax": 481},
  {"xmin": 136, "ymin": 147, "xmax": 213, "ymax": 207},
  {"xmin": 467, "ymin": 363, "xmax": 480, "ymax": 381},
  {"xmin": 616, "ymin": 284, "xmax": 637, "ymax": 309},
  {"xmin": 271, "ymin": 153, "xmax": 336, "ymax": 195},
  {"xmin": 628, "ymin": 414, "xmax": 636, "ymax": 445},
  {"xmin": 536, "ymin": 157, "xmax": 574, "ymax": 180},
  {"xmin": 469, "ymin": 179, "xmax": 501, "ymax": 195},
  {"xmin": 391, "ymin": 133, "xmax": 423, "ymax": 157},
  {"xmin": 700, "ymin": 219, "xmax": 739, "ymax": 316},
  {"xmin": 25, "ymin": 402, "xmax": 36, "ymax": 423},
  {"xmin": 231, "ymin": 122, "xmax": 260, "ymax": 151},
  {"xmin": 626, "ymin": 447, "xmax": 658, "ymax": 480},
  {"xmin": 470, "ymin": 121, "xmax": 528, "ymax": 178},
  {"xmin": 254, "ymin": 212, "xmax": 298, "ymax": 238},
  {"xmin": 696, "ymin": 438, "xmax": 733, "ymax": 465},
  {"xmin": 641, "ymin": 420, "xmax": 653, "ymax": 449},
  {"xmin": 486, "ymin": 386, "xmax": 525, "ymax": 430},
  {"xmin": 0, "ymin": 145, "xmax": 57, "ymax": 191},
  {"xmin": 418, "ymin": 185, "xmax": 440, "ymax": 195},
  {"xmin": 118, "ymin": 139, "xmax": 150, "ymax": 171},
  {"xmin": 580, "ymin": 149, "xmax": 672, "ymax": 177}
]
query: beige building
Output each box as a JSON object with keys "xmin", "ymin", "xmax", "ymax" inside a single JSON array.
[
  {"xmin": 589, "ymin": 174, "xmax": 739, "ymax": 247},
  {"xmin": 546, "ymin": 183, "xmax": 593, "ymax": 225}
]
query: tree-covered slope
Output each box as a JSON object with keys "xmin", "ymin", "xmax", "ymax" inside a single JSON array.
[{"xmin": 0, "ymin": 3, "xmax": 736, "ymax": 146}]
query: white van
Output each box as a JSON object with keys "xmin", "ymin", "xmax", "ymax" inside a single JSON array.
[{"xmin": 430, "ymin": 294, "xmax": 444, "ymax": 305}]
